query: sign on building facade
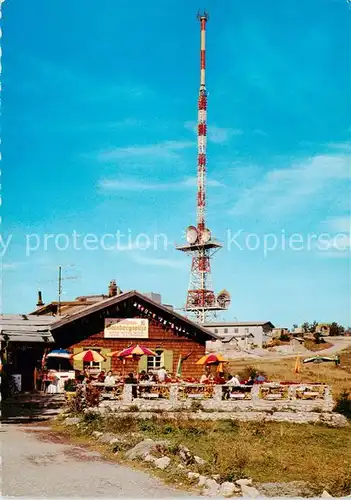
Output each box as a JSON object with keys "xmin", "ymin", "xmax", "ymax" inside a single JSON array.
[{"xmin": 104, "ymin": 318, "xmax": 149, "ymax": 339}]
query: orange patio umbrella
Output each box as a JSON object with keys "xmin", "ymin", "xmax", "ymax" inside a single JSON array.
[{"xmin": 196, "ymin": 353, "xmax": 228, "ymax": 365}]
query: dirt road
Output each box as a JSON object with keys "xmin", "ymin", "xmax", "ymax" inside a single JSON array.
[{"xmin": 1, "ymin": 423, "xmax": 191, "ymax": 498}]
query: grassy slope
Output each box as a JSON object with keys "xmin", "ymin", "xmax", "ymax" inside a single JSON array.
[
  {"xmin": 139, "ymin": 418, "xmax": 351, "ymax": 496},
  {"xmin": 67, "ymin": 413, "xmax": 351, "ymax": 497}
]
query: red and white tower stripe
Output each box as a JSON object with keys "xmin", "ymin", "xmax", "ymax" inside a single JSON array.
[{"xmin": 197, "ymin": 12, "xmax": 208, "ymax": 234}]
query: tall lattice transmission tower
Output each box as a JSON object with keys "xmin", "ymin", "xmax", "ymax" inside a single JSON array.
[{"xmin": 177, "ymin": 11, "xmax": 230, "ymax": 323}]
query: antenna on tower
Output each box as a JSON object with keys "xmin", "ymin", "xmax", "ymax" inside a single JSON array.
[{"xmin": 176, "ymin": 11, "xmax": 230, "ymax": 324}]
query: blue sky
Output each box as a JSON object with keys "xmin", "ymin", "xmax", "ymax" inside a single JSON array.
[{"xmin": 1, "ymin": 0, "xmax": 350, "ymax": 327}]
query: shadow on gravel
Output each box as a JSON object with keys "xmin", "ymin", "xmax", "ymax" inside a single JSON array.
[{"xmin": 1, "ymin": 394, "xmax": 65, "ymax": 424}]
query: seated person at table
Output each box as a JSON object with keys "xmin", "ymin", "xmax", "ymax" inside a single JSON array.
[
  {"xmin": 125, "ymin": 372, "xmax": 138, "ymax": 398},
  {"xmin": 214, "ymin": 372, "xmax": 226, "ymax": 384},
  {"xmin": 139, "ymin": 370, "xmax": 149, "ymax": 382},
  {"xmin": 97, "ymin": 370, "xmax": 105, "ymax": 383},
  {"xmin": 246, "ymin": 375, "xmax": 255, "ymax": 385},
  {"xmin": 104, "ymin": 370, "xmax": 115, "ymax": 386},
  {"xmin": 200, "ymin": 372, "xmax": 209, "ymax": 384},
  {"xmin": 226, "ymin": 374, "xmax": 241, "ymax": 386},
  {"xmin": 148, "ymin": 372, "xmax": 158, "ymax": 383},
  {"xmin": 157, "ymin": 366, "xmax": 168, "ymax": 383}
]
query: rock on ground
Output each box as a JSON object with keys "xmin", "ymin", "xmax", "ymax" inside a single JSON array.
[
  {"xmin": 188, "ymin": 472, "xmax": 200, "ymax": 480},
  {"xmin": 178, "ymin": 445, "xmax": 194, "ymax": 465},
  {"xmin": 64, "ymin": 417, "xmax": 80, "ymax": 426},
  {"xmin": 92, "ymin": 431, "xmax": 103, "ymax": 439},
  {"xmin": 321, "ymin": 491, "xmax": 333, "ymax": 498},
  {"xmin": 98, "ymin": 433, "xmax": 121, "ymax": 445},
  {"xmin": 154, "ymin": 456, "xmax": 171, "ymax": 470},
  {"xmin": 198, "ymin": 475, "xmax": 207, "ymax": 487},
  {"xmin": 240, "ymin": 484, "xmax": 260, "ymax": 498},
  {"xmin": 219, "ymin": 482, "xmax": 240, "ymax": 497},
  {"xmin": 203, "ymin": 478, "xmax": 219, "ymax": 497},
  {"xmin": 236, "ymin": 478, "xmax": 253, "ymax": 487},
  {"xmin": 194, "ymin": 455, "xmax": 206, "ymax": 466},
  {"xmin": 125, "ymin": 439, "xmax": 169, "ymax": 460}
]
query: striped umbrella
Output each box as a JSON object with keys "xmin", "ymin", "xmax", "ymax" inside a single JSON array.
[
  {"xmin": 108, "ymin": 345, "xmax": 156, "ymax": 358},
  {"xmin": 71, "ymin": 349, "xmax": 106, "ymax": 362},
  {"xmin": 47, "ymin": 349, "xmax": 71, "ymax": 359},
  {"xmin": 196, "ymin": 353, "xmax": 228, "ymax": 365}
]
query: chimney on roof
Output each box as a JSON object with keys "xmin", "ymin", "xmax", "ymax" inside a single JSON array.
[
  {"xmin": 108, "ymin": 280, "xmax": 118, "ymax": 297},
  {"xmin": 36, "ymin": 291, "xmax": 44, "ymax": 307}
]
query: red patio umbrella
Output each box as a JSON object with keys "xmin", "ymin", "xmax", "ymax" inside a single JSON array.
[{"xmin": 108, "ymin": 344, "xmax": 157, "ymax": 358}]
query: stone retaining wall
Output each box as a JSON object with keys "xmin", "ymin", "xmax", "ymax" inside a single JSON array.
[
  {"xmin": 99, "ymin": 383, "xmax": 334, "ymax": 413},
  {"xmin": 96, "ymin": 409, "xmax": 348, "ymax": 427}
]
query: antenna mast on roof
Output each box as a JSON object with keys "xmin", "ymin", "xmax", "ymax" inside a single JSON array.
[{"xmin": 57, "ymin": 265, "xmax": 79, "ymax": 315}]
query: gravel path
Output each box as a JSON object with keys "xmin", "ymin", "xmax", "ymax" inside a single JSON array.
[{"xmin": 1, "ymin": 424, "xmax": 192, "ymax": 498}]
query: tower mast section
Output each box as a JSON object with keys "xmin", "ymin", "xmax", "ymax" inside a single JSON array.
[
  {"xmin": 197, "ymin": 11, "xmax": 208, "ymax": 233},
  {"xmin": 176, "ymin": 11, "xmax": 231, "ymax": 323}
]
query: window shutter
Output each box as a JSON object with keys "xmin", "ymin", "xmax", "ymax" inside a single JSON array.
[
  {"xmin": 138, "ymin": 356, "xmax": 148, "ymax": 373},
  {"xmin": 100, "ymin": 349, "xmax": 111, "ymax": 372},
  {"xmin": 72, "ymin": 347, "xmax": 83, "ymax": 371},
  {"xmin": 162, "ymin": 350, "xmax": 173, "ymax": 373}
]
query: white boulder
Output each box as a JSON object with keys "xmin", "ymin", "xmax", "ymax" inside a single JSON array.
[
  {"xmin": 203, "ymin": 478, "xmax": 220, "ymax": 497},
  {"xmin": 154, "ymin": 456, "xmax": 171, "ymax": 470},
  {"xmin": 241, "ymin": 484, "xmax": 260, "ymax": 498},
  {"xmin": 219, "ymin": 482, "xmax": 240, "ymax": 497},
  {"xmin": 236, "ymin": 478, "xmax": 253, "ymax": 487}
]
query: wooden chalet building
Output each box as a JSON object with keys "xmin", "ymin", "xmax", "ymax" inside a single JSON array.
[{"xmin": 45, "ymin": 291, "xmax": 219, "ymax": 378}]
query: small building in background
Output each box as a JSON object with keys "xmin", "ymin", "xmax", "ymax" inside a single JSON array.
[
  {"xmin": 204, "ymin": 321, "xmax": 275, "ymax": 349},
  {"xmin": 272, "ymin": 327, "xmax": 290, "ymax": 339}
]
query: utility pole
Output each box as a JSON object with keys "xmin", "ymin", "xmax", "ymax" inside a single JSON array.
[
  {"xmin": 58, "ymin": 265, "xmax": 62, "ymax": 316},
  {"xmin": 35, "ymin": 265, "xmax": 79, "ymax": 315}
]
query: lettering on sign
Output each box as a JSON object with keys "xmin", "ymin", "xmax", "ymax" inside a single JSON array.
[{"xmin": 104, "ymin": 318, "xmax": 149, "ymax": 338}]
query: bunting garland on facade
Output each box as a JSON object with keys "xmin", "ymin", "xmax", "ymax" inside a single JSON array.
[{"xmin": 132, "ymin": 302, "xmax": 193, "ymax": 338}]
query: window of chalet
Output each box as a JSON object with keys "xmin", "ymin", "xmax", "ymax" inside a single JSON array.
[{"xmin": 147, "ymin": 352, "xmax": 163, "ymax": 371}]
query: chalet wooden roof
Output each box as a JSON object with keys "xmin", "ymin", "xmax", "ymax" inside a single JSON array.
[
  {"xmin": 0, "ymin": 314, "xmax": 55, "ymax": 343},
  {"xmin": 50, "ymin": 290, "xmax": 219, "ymax": 340}
]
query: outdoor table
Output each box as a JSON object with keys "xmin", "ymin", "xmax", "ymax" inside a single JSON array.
[
  {"xmin": 140, "ymin": 393, "xmax": 159, "ymax": 399},
  {"xmin": 265, "ymin": 394, "xmax": 282, "ymax": 400},
  {"xmin": 230, "ymin": 393, "xmax": 246, "ymax": 399},
  {"xmin": 302, "ymin": 391, "xmax": 320, "ymax": 399}
]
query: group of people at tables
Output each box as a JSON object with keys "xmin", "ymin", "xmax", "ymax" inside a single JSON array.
[{"xmin": 76, "ymin": 366, "xmax": 264, "ymax": 389}]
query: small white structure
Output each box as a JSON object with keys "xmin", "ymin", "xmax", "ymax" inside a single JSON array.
[{"xmin": 204, "ymin": 321, "xmax": 275, "ymax": 350}]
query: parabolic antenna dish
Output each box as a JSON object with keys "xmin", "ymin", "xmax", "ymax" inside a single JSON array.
[
  {"xmin": 186, "ymin": 225, "xmax": 198, "ymax": 244},
  {"xmin": 200, "ymin": 228, "xmax": 211, "ymax": 244},
  {"xmin": 217, "ymin": 289, "xmax": 231, "ymax": 309}
]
